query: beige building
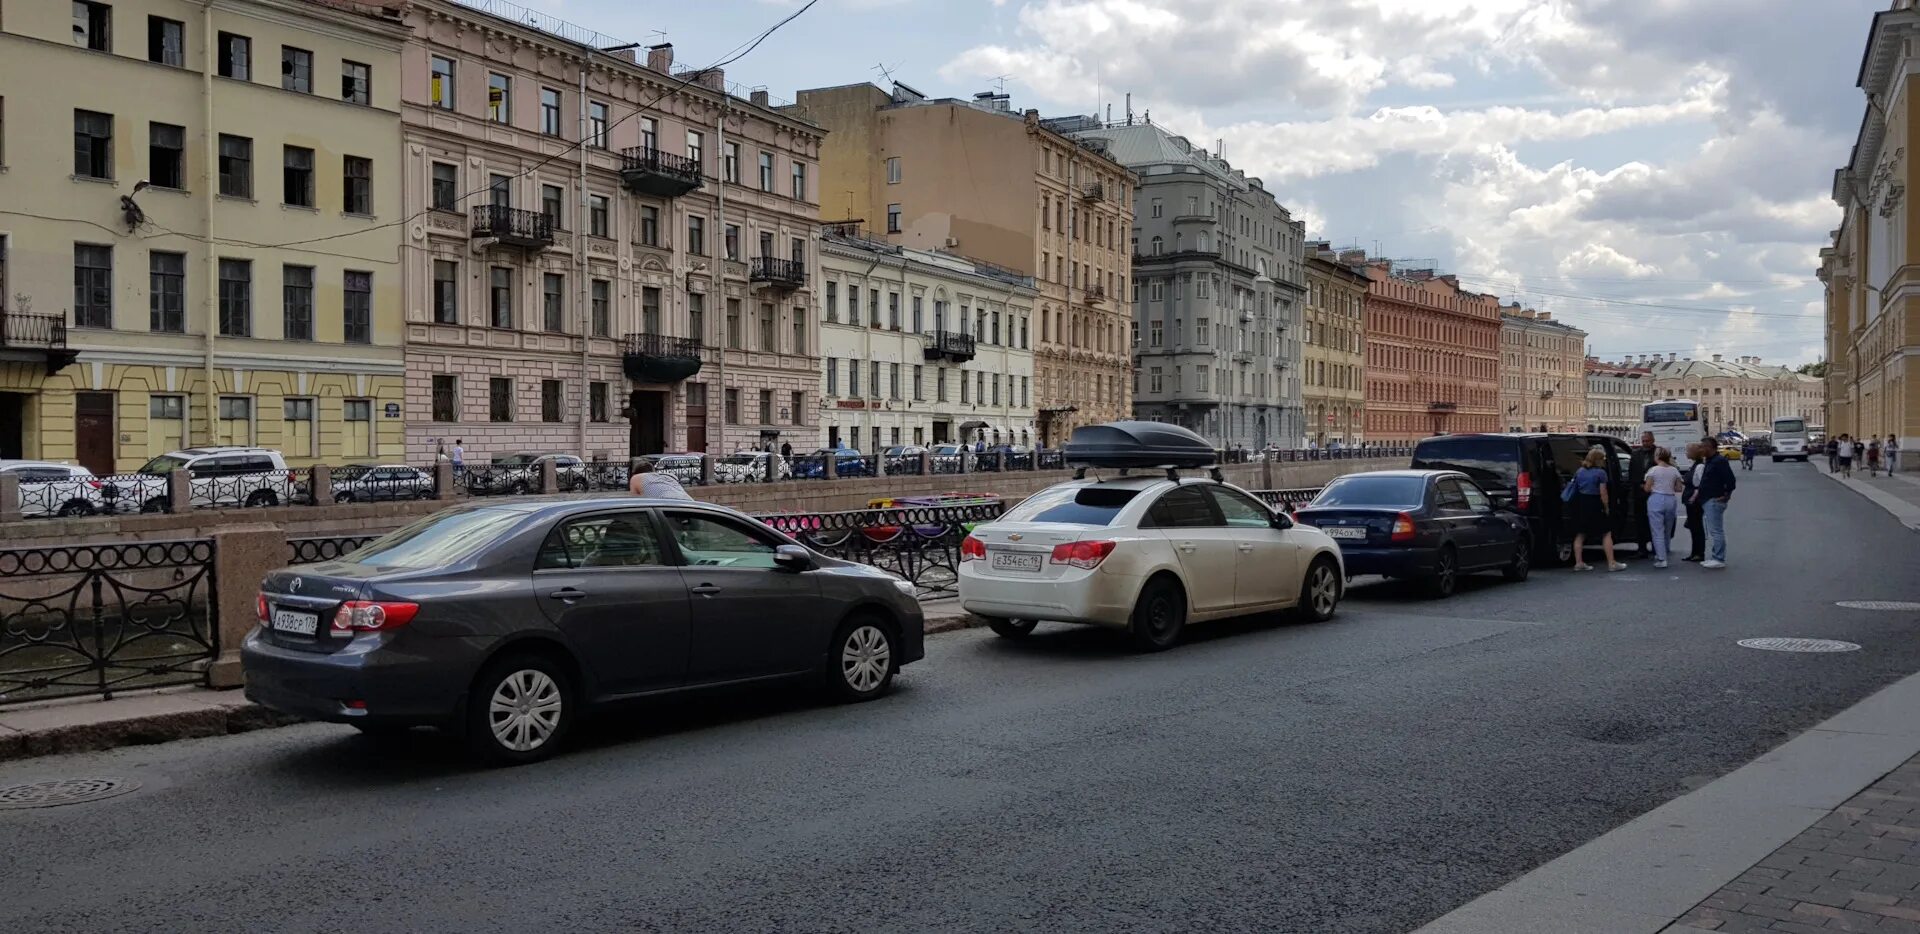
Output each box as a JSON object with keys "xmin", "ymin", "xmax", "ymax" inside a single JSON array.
[
  {"xmin": 1498, "ymin": 306, "xmax": 1589, "ymax": 433},
  {"xmin": 1646, "ymin": 354, "xmax": 1824, "ymax": 435},
  {"xmin": 0, "ymin": 0, "xmax": 409, "ymax": 473},
  {"xmin": 399, "ymin": 0, "xmax": 824, "ymax": 462},
  {"xmin": 787, "ymin": 83, "xmax": 1135, "ymax": 446},
  {"xmin": 1302, "ymin": 252, "xmax": 1369, "ymax": 445},
  {"xmin": 1585, "ymin": 358, "xmax": 1654, "ymax": 438}
]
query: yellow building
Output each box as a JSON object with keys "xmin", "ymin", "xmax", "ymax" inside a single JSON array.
[
  {"xmin": 1302, "ymin": 250, "xmax": 1368, "ymax": 445},
  {"xmin": 1498, "ymin": 305, "xmax": 1589, "ymax": 433},
  {"xmin": 0, "ymin": 0, "xmax": 408, "ymax": 473}
]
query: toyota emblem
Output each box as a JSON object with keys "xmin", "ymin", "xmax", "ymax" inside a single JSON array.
[{"xmin": 289, "ymin": 577, "xmax": 303, "ymax": 593}]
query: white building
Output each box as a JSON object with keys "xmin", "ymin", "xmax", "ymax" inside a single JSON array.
[
  {"xmin": 817, "ymin": 226, "xmax": 1037, "ymax": 451},
  {"xmin": 1586, "ymin": 360, "xmax": 1654, "ymax": 438},
  {"xmin": 1645, "ymin": 353, "xmax": 1825, "ymax": 435}
]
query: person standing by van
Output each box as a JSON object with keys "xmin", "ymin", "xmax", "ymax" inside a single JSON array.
[
  {"xmin": 1642, "ymin": 447, "xmax": 1684, "ymax": 569},
  {"xmin": 1693, "ymin": 442, "xmax": 1737, "ymax": 569},
  {"xmin": 1570, "ymin": 446, "xmax": 1626, "ymax": 572},
  {"xmin": 1628, "ymin": 432, "xmax": 1658, "ymax": 559},
  {"xmin": 1682, "ymin": 441, "xmax": 1709, "ymax": 562}
]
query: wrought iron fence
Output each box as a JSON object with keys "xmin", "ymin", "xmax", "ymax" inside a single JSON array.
[
  {"xmin": 183, "ymin": 469, "xmax": 301, "ymax": 509},
  {"xmin": 583, "ymin": 460, "xmax": 633, "ymax": 491},
  {"xmin": 760, "ymin": 502, "xmax": 1006, "ymax": 600},
  {"xmin": 11, "ymin": 473, "xmax": 111, "ymax": 518},
  {"xmin": 461, "ymin": 464, "xmax": 543, "ymax": 496},
  {"xmin": 1037, "ymin": 450, "xmax": 1066, "ymax": 471},
  {"xmin": 322, "ymin": 465, "xmax": 437, "ymax": 503},
  {"xmin": 288, "ymin": 535, "xmax": 378, "ymax": 565},
  {"xmin": 1251, "ymin": 488, "xmax": 1326, "ymax": 511},
  {"xmin": 930, "ymin": 453, "xmax": 967, "ymax": 475},
  {"xmin": 0, "ymin": 540, "xmax": 218, "ymax": 706},
  {"xmin": 881, "ymin": 453, "xmax": 924, "ymax": 476}
]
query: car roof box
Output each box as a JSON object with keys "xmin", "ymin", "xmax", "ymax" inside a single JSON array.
[{"xmin": 1063, "ymin": 421, "xmax": 1217, "ymax": 469}]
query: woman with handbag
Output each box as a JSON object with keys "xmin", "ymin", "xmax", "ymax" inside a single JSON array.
[{"xmin": 1567, "ymin": 445, "xmax": 1625, "ymax": 572}]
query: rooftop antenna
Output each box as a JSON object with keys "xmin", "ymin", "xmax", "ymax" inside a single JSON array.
[
  {"xmin": 872, "ymin": 61, "xmax": 902, "ymax": 85},
  {"xmin": 990, "ymin": 74, "xmax": 1010, "ymax": 94},
  {"xmin": 1125, "ymin": 92, "xmax": 1133, "ymax": 125}
]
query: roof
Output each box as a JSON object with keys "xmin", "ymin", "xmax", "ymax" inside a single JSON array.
[
  {"xmin": 1331, "ymin": 469, "xmax": 1459, "ymax": 479},
  {"xmin": 1645, "ymin": 359, "xmax": 1817, "ymax": 382}
]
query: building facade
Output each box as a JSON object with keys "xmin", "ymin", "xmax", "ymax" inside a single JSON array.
[
  {"xmin": 0, "ymin": 0, "xmax": 409, "ymax": 472},
  {"xmin": 399, "ymin": 1, "xmax": 823, "ymax": 464},
  {"xmin": 1822, "ymin": 0, "xmax": 1919, "ymax": 463},
  {"xmin": 1498, "ymin": 306, "xmax": 1589, "ymax": 433},
  {"xmin": 1585, "ymin": 359, "xmax": 1653, "ymax": 437},
  {"xmin": 1302, "ymin": 250, "xmax": 1368, "ymax": 445},
  {"xmin": 1052, "ymin": 119, "xmax": 1308, "ymax": 450},
  {"xmin": 1350, "ymin": 254, "xmax": 1501, "ymax": 441},
  {"xmin": 786, "ymin": 84, "xmax": 1135, "ymax": 447},
  {"xmin": 1645, "ymin": 354, "xmax": 1824, "ymax": 435},
  {"xmin": 817, "ymin": 227, "xmax": 1036, "ymax": 450}
]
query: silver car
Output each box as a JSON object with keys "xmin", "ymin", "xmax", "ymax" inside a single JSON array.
[{"xmin": 0, "ymin": 460, "xmax": 110, "ymax": 517}]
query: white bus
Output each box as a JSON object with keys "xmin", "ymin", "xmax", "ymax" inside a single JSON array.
[
  {"xmin": 1640, "ymin": 400, "xmax": 1710, "ymax": 468},
  {"xmin": 1769, "ymin": 416, "xmax": 1811, "ymax": 462}
]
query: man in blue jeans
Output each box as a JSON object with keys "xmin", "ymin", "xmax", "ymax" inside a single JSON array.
[{"xmin": 1692, "ymin": 443, "xmax": 1737, "ymax": 569}]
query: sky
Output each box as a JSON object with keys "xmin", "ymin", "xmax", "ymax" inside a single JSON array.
[{"xmin": 531, "ymin": 0, "xmax": 1879, "ymax": 367}]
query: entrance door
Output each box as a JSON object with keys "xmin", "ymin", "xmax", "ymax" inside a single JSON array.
[
  {"xmin": 74, "ymin": 392, "xmax": 115, "ymax": 475},
  {"xmin": 629, "ymin": 390, "xmax": 668, "ymax": 455},
  {"xmin": 0, "ymin": 393, "xmax": 24, "ymax": 460},
  {"xmin": 931, "ymin": 420, "xmax": 949, "ymax": 444}
]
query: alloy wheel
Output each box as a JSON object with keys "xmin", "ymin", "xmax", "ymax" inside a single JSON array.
[
  {"xmin": 841, "ymin": 625, "xmax": 892, "ymax": 694},
  {"xmin": 1309, "ymin": 563, "xmax": 1339, "ymax": 617},
  {"xmin": 487, "ymin": 669, "xmax": 564, "ymax": 753}
]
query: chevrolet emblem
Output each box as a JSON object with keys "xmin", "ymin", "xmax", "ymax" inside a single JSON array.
[{"xmin": 1007, "ymin": 533, "xmax": 1023, "ymax": 542}]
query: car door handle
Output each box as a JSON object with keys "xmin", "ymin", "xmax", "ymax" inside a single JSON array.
[
  {"xmin": 1237, "ymin": 543, "xmax": 1255, "ymax": 552},
  {"xmin": 548, "ymin": 588, "xmax": 587, "ymax": 603},
  {"xmin": 1176, "ymin": 543, "xmax": 1196, "ymax": 554},
  {"xmin": 690, "ymin": 584, "xmax": 722, "ymax": 596}
]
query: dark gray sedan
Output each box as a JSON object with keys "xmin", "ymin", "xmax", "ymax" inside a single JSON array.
[{"xmin": 243, "ymin": 497, "xmax": 926, "ymax": 763}]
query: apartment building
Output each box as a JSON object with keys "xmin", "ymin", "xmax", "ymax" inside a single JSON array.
[
  {"xmin": 1585, "ymin": 358, "xmax": 1653, "ymax": 438},
  {"xmin": 787, "ymin": 83, "xmax": 1135, "ymax": 447},
  {"xmin": 817, "ymin": 226, "xmax": 1037, "ymax": 451},
  {"xmin": 0, "ymin": 0, "xmax": 409, "ymax": 472},
  {"xmin": 400, "ymin": 0, "xmax": 824, "ymax": 462},
  {"xmin": 1645, "ymin": 353, "xmax": 1824, "ymax": 436},
  {"xmin": 1349, "ymin": 252, "xmax": 1502, "ymax": 441},
  {"xmin": 1303, "ymin": 247, "xmax": 1369, "ymax": 446},
  {"xmin": 1498, "ymin": 305, "xmax": 1589, "ymax": 433}
]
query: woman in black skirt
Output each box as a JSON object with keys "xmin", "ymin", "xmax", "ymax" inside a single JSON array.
[{"xmin": 1570, "ymin": 446, "xmax": 1625, "ymax": 571}]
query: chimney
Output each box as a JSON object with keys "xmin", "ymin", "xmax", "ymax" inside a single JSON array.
[
  {"xmin": 610, "ymin": 47, "xmax": 638, "ymax": 64},
  {"xmin": 646, "ymin": 43, "xmax": 674, "ymax": 73},
  {"xmin": 1712, "ymin": 353, "xmax": 1723, "ymax": 363},
  {"xmin": 1537, "ymin": 312, "xmax": 1551, "ymax": 321},
  {"xmin": 750, "ymin": 89, "xmax": 769, "ymax": 107}
]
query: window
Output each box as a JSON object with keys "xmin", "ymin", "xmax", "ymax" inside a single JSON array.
[
  {"xmin": 791, "ymin": 391, "xmax": 804, "ymax": 425},
  {"xmin": 149, "ymin": 16, "xmax": 184, "ymax": 66},
  {"xmin": 341, "ymin": 400, "xmax": 372, "ymax": 457},
  {"xmin": 218, "ymin": 259, "xmax": 251, "ymax": 335},
  {"xmin": 759, "ymin": 390, "xmax": 773, "ymax": 424},
  {"xmin": 640, "ymin": 117, "xmax": 657, "ymax": 151},
  {"xmin": 872, "ymin": 362, "xmax": 883, "ymax": 399},
  {"xmin": 826, "ymin": 358, "xmax": 839, "ymax": 395},
  {"xmin": 590, "ymin": 382, "xmax": 609, "ymax": 423},
  {"xmin": 541, "ymin": 379, "xmax": 563, "ymax": 422},
  {"xmin": 1149, "ymin": 366, "xmax": 1163, "ymax": 393},
  {"xmin": 344, "ymin": 271, "xmax": 371, "ymax": 343},
  {"xmin": 488, "ymin": 73, "xmax": 511, "ymax": 123},
  {"xmin": 541, "ymin": 184, "xmax": 563, "ymax": 228},
  {"xmin": 74, "ymin": 110, "xmax": 112, "ymax": 179},
  {"xmin": 887, "ymin": 203, "xmax": 901, "ymax": 233},
  {"xmin": 588, "ymin": 194, "xmax": 609, "ymax": 237},
  {"xmin": 663, "ymin": 511, "xmax": 783, "ymax": 568},
  {"xmin": 542, "ymin": 273, "xmax": 565, "ymax": 332},
  {"xmin": 726, "ymin": 298, "xmax": 742, "ymax": 349},
  {"xmin": 431, "ymin": 375, "xmax": 457, "ymax": 422},
  {"xmin": 641, "ymin": 286, "xmax": 661, "ymax": 334},
  {"xmin": 489, "ymin": 266, "xmax": 513, "ymax": 328},
  {"xmin": 430, "ymin": 162, "xmax": 458, "ymax": 211},
  {"xmin": 283, "ymin": 146, "xmax": 313, "ymax": 207},
  {"xmin": 1197, "ymin": 317, "xmax": 1209, "ymax": 345},
  {"xmin": 758, "ymin": 151, "xmax": 774, "ymax": 191},
  {"xmin": 688, "ymin": 215, "xmax": 706, "ymax": 255},
  {"xmin": 282, "ymin": 398, "xmax": 315, "ymax": 457},
  {"xmin": 430, "ymin": 56, "xmax": 455, "ymax": 109},
  {"xmin": 341, "ymin": 60, "xmax": 370, "ymax": 104},
  {"xmin": 686, "ymin": 130, "xmax": 703, "ymax": 166},
  {"xmin": 218, "ymin": 32, "xmax": 250, "ymax": 79},
  {"xmin": 1151, "ymin": 235, "xmax": 1163, "ymax": 255},
  {"xmin": 73, "ymin": 244, "xmax": 112, "ymax": 328},
  {"xmin": 792, "ymin": 237, "xmax": 805, "ymax": 266},
  {"xmin": 890, "ymin": 363, "xmax": 902, "ymax": 400},
  {"xmin": 281, "ymin": 46, "xmax": 313, "ymax": 93},
  {"xmin": 74, "ymin": 2, "xmax": 111, "ymax": 51},
  {"xmin": 432, "ymin": 260, "xmax": 459, "ymax": 324},
  {"xmin": 936, "ymin": 369, "xmax": 948, "ymax": 402},
  {"xmin": 538, "ymin": 513, "xmax": 670, "ymax": 570},
  {"xmin": 343, "ymin": 156, "xmax": 372, "ymax": 214},
  {"xmin": 791, "ymin": 161, "xmax": 807, "ymax": 199},
  {"xmin": 793, "ymin": 307, "xmax": 806, "ymax": 355},
  {"xmin": 587, "ymin": 102, "xmax": 608, "ymax": 148},
  {"xmin": 147, "ymin": 251, "xmax": 185, "ymax": 333},
  {"xmin": 591, "ymin": 279, "xmax": 610, "ymax": 337},
  {"xmin": 759, "ymin": 230, "xmax": 775, "ymax": 261},
  {"xmin": 759, "ymin": 303, "xmax": 776, "ymax": 351},
  {"xmin": 724, "ymin": 388, "xmax": 740, "ymax": 424},
  {"xmin": 959, "ymin": 370, "xmax": 968, "ymax": 403},
  {"xmin": 912, "ymin": 296, "xmax": 923, "ymax": 333},
  {"xmin": 205, "ymin": 134, "xmax": 246, "ymax": 198},
  {"xmin": 687, "ymin": 291, "xmax": 705, "ymax": 341},
  {"xmin": 849, "ymin": 288, "xmax": 859, "ymax": 324},
  {"xmin": 887, "ymin": 156, "xmax": 901, "ymax": 184},
  {"xmin": 539, "ymin": 87, "xmax": 562, "ymax": 135},
  {"xmin": 724, "ymin": 224, "xmax": 741, "ymax": 261},
  {"xmin": 282, "ymin": 265, "xmax": 313, "ymax": 340},
  {"xmin": 149, "ymin": 122, "xmax": 185, "ymax": 189},
  {"xmin": 640, "ymin": 205, "xmax": 660, "ymax": 246},
  {"xmin": 217, "ymin": 397, "xmax": 253, "ymax": 445},
  {"xmin": 1149, "ymin": 320, "xmax": 1163, "ymax": 347},
  {"xmin": 723, "ymin": 142, "xmax": 740, "ymax": 183},
  {"xmin": 488, "ymin": 378, "xmax": 513, "ymax": 422},
  {"xmin": 850, "ymin": 362, "xmax": 862, "ymax": 397},
  {"xmin": 1145, "ymin": 485, "xmax": 1219, "ymax": 529}
]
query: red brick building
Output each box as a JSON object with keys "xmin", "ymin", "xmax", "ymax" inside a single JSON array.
[{"xmin": 1355, "ymin": 257, "xmax": 1501, "ymax": 441}]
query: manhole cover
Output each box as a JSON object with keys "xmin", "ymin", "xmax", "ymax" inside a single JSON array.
[
  {"xmin": 1836, "ymin": 601, "xmax": 1920, "ymax": 611},
  {"xmin": 0, "ymin": 778, "xmax": 140, "ymax": 810},
  {"xmin": 1737, "ymin": 638, "xmax": 1861, "ymax": 653}
]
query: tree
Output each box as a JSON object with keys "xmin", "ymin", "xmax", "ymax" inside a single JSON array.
[{"xmin": 1795, "ymin": 360, "xmax": 1829, "ymax": 378}]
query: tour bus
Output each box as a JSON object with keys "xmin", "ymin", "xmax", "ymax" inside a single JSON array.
[
  {"xmin": 1770, "ymin": 416, "xmax": 1812, "ymax": 462},
  {"xmin": 1640, "ymin": 400, "xmax": 1710, "ymax": 468}
]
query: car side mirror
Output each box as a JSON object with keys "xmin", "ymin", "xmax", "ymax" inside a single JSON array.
[
  {"xmin": 1270, "ymin": 511, "xmax": 1294, "ymax": 530},
  {"xmin": 773, "ymin": 544, "xmax": 814, "ymax": 572},
  {"xmin": 1487, "ymin": 490, "xmax": 1516, "ymax": 510}
]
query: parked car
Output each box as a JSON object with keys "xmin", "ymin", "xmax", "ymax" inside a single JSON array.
[
  {"xmin": 120, "ymin": 447, "xmax": 300, "ymax": 512},
  {"xmin": 0, "ymin": 460, "xmax": 111, "ymax": 517},
  {"xmin": 1410, "ymin": 432, "xmax": 1641, "ymax": 565},
  {"xmin": 793, "ymin": 449, "xmax": 871, "ymax": 479},
  {"xmin": 640, "ymin": 453, "xmax": 707, "ymax": 486},
  {"xmin": 466, "ymin": 453, "xmax": 588, "ymax": 495},
  {"xmin": 1294, "ymin": 470, "xmax": 1531, "ymax": 598},
  {"xmin": 715, "ymin": 452, "xmax": 791, "ymax": 483},
  {"xmin": 958, "ymin": 421, "xmax": 1344, "ymax": 651},
  {"xmin": 325, "ymin": 463, "xmax": 436, "ymax": 502},
  {"xmin": 244, "ymin": 498, "xmax": 926, "ymax": 763}
]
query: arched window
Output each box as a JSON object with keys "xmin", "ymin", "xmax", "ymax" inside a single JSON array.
[{"xmin": 1150, "ymin": 236, "xmax": 1163, "ymax": 255}]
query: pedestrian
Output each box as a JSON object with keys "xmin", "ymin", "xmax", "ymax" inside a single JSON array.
[
  {"xmin": 627, "ymin": 458, "xmax": 694, "ymax": 501},
  {"xmin": 1628, "ymin": 431, "xmax": 1657, "ymax": 558},
  {"xmin": 1867, "ymin": 436, "xmax": 1883, "ymax": 477},
  {"xmin": 1693, "ymin": 440, "xmax": 1737, "ymax": 569},
  {"xmin": 780, "ymin": 440, "xmax": 793, "ymax": 459},
  {"xmin": 1682, "ymin": 441, "xmax": 1709, "ymax": 562},
  {"xmin": 1827, "ymin": 436, "xmax": 1840, "ymax": 472},
  {"xmin": 1837, "ymin": 434, "xmax": 1855, "ymax": 478},
  {"xmin": 1888, "ymin": 435, "xmax": 1901, "ymax": 473},
  {"xmin": 1569, "ymin": 446, "xmax": 1625, "ymax": 572},
  {"xmin": 1741, "ymin": 438, "xmax": 1757, "ymax": 470},
  {"xmin": 1642, "ymin": 447, "xmax": 1684, "ymax": 569}
]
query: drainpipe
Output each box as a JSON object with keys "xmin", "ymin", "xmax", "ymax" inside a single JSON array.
[
  {"xmin": 200, "ymin": 0, "xmax": 218, "ymax": 444},
  {"xmin": 576, "ymin": 55, "xmax": 590, "ymax": 459},
  {"xmin": 711, "ymin": 106, "xmax": 727, "ymax": 457}
]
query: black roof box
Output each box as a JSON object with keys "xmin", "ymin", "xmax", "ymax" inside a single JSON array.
[{"xmin": 1063, "ymin": 421, "xmax": 1217, "ymax": 469}]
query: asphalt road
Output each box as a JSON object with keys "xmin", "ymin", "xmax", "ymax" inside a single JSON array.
[{"xmin": 4, "ymin": 462, "xmax": 1919, "ymax": 934}]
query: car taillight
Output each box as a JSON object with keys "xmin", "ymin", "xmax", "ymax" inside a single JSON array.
[
  {"xmin": 960, "ymin": 535, "xmax": 986, "ymax": 561},
  {"xmin": 329, "ymin": 601, "xmax": 420, "ymax": 637},
  {"xmin": 1049, "ymin": 540, "xmax": 1117, "ymax": 569},
  {"xmin": 1516, "ymin": 471, "xmax": 1532, "ymax": 510},
  {"xmin": 256, "ymin": 593, "xmax": 269, "ymax": 624},
  {"xmin": 1391, "ymin": 513, "xmax": 1417, "ymax": 543},
  {"xmin": 87, "ymin": 479, "xmax": 102, "ymax": 490}
]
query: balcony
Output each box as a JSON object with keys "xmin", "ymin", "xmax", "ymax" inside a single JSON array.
[
  {"xmin": 622, "ymin": 334, "xmax": 705, "ymax": 383},
  {"xmin": 1081, "ymin": 181, "xmax": 1104, "ymax": 202},
  {"xmin": 1427, "ymin": 401, "xmax": 1459, "ymax": 414},
  {"xmin": 923, "ymin": 331, "xmax": 977, "ymax": 363},
  {"xmin": 472, "ymin": 205, "xmax": 554, "ymax": 250},
  {"xmin": 1232, "ymin": 351, "xmax": 1254, "ymax": 365},
  {"xmin": 750, "ymin": 257, "xmax": 806, "ymax": 290},
  {"xmin": 0, "ymin": 313, "xmax": 79, "ymax": 375},
  {"xmin": 619, "ymin": 146, "xmax": 703, "ymax": 198}
]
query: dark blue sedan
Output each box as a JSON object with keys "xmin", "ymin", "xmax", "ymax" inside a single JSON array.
[{"xmin": 1293, "ymin": 470, "xmax": 1531, "ymax": 598}]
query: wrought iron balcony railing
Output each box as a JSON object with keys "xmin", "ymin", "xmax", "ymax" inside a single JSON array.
[
  {"xmin": 618, "ymin": 146, "xmax": 703, "ymax": 197},
  {"xmin": 471, "ymin": 205, "xmax": 554, "ymax": 249},
  {"xmin": 750, "ymin": 257, "xmax": 806, "ymax": 289},
  {"xmin": 622, "ymin": 333, "xmax": 705, "ymax": 383}
]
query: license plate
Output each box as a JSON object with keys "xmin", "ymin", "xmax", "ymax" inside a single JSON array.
[
  {"xmin": 271, "ymin": 607, "xmax": 319, "ymax": 635},
  {"xmin": 991, "ymin": 552, "xmax": 1044, "ymax": 573},
  {"xmin": 1324, "ymin": 527, "xmax": 1368, "ymax": 541}
]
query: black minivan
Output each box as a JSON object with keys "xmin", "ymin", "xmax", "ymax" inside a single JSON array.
[{"xmin": 1410, "ymin": 433, "xmax": 1643, "ymax": 565}]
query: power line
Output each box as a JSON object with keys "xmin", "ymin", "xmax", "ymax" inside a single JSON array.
[{"xmin": 1459, "ymin": 277, "xmax": 1823, "ymax": 320}]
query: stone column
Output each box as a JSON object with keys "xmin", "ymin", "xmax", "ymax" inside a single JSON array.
[
  {"xmin": 540, "ymin": 459, "xmax": 559, "ymax": 494},
  {"xmin": 167, "ymin": 469, "xmax": 191, "ymax": 513},
  {"xmin": 207, "ymin": 525, "xmax": 292, "ymax": 689},
  {"xmin": 824, "ymin": 454, "xmax": 838, "ymax": 480},
  {"xmin": 0, "ymin": 474, "xmax": 20, "ymax": 523},
  {"xmin": 876, "ymin": 449, "xmax": 888, "ymax": 477},
  {"xmin": 434, "ymin": 462, "xmax": 455, "ymax": 500},
  {"xmin": 919, "ymin": 451, "xmax": 933, "ymax": 476},
  {"xmin": 699, "ymin": 455, "xmax": 716, "ymax": 486},
  {"xmin": 308, "ymin": 465, "xmax": 333, "ymax": 506}
]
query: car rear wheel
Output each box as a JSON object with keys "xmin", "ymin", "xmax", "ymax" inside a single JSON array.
[
  {"xmin": 466, "ymin": 655, "xmax": 573, "ymax": 765},
  {"xmin": 1296, "ymin": 558, "xmax": 1341, "ymax": 622},
  {"xmin": 1424, "ymin": 546, "xmax": 1459, "ymax": 599},
  {"xmin": 335, "ymin": 492, "xmax": 356, "ymax": 504},
  {"xmin": 1129, "ymin": 578, "xmax": 1187, "ymax": 652},
  {"xmin": 141, "ymin": 496, "xmax": 170, "ymax": 514},
  {"xmin": 1503, "ymin": 538, "xmax": 1531, "ymax": 582},
  {"xmin": 56, "ymin": 500, "xmax": 92, "ymax": 518},
  {"xmin": 245, "ymin": 490, "xmax": 278, "ymax": 508},
  {"xmin": 985, "ymin": 617, "xmax": 1038, "ymax": 639},
  {"xmin": 827, "ymin": 616, "xmax": 896, "ymax": 702}
]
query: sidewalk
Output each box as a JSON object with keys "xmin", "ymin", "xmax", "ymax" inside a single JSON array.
[
  {"xmin": 0, "ymin": 600, "xmax": 982, "ymax": 764},
  {"xmin": 1813, "ymin": 458, "xmax": 1920, "ymax": 532}
]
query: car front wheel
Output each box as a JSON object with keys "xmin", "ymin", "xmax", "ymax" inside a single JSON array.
[
  {"xmin": 828, "ymin": 617, "xmax": 897, "ymax": 702},
  {"xmin": 1297, "ymin": 558, "xmax": 1341, "ymax": 622},
  {"xmin": 466, "ymin": 655, "xmax": 573, "ymax": 765},
  {"xmin": 1129, "ymin": 578, "xmax": 1187, "ymax": 652}
]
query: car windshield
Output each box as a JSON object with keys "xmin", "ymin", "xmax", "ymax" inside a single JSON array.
[
  {"xmin": 1412, "ymin": 439, "xmax": 1520, "ymax": 490},
  {"xmin": 137, "ymin": 454, "xmax": 190, "ymax": 476},
  {"xmin": 721, "ymin": 454, "xmax": 760, "ymax": 465},
  {"xmin": 1773, "ymin": 419, "xmax": 1806, "ymax": 433},
  {"xmin": 493, "ymin": 454, "xmax": 537, "ymax": 466},
  {"xmin": 335, "ymin": 464, "xmax": 375, "ymax": 479},
  {"xmin": 336, "ymin": 508, "xmax": 528, "ymax": 569},
  {"xmin": 1000, "ymin": 485, "xmax": 1140, "ymax": 526},
  {"xmin": 1311, "ymin": 476, "xmax": 1429, "ymax": 508}
]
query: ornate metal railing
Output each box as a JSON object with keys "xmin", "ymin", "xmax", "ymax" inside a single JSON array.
[
  {"xmin": 0, "ymin": 540, "xmax": 217, "ymax": 705},
  {"xmin": 288, "ymin": 535, "xmax": 377, "ymax": 565},
  {"xmin": 1036, "ymin": 450, "xmax": 1066, "ymax": 471},
  {"xmin": 930, "ymin": 453, "xmax": 967, "ymax": 475},
  {"xmin": 472, "ymin": 204, "xmax": 554, "ymax": 245},
  {"xmin": 187, "ymin": 469, "xmax": 302, "ymax": 509},
  {"xmin": 761, "ymin": 502, "xmax": 1007, "ymax": 600},
  {"xmin": 749, "ymin": 257, "xmax": 806, "ymax": 288},
  {"xmin": 881, "ymin": 453, "xmax": 925, "ymax": 476},
  {"xmin": 1251, "ymin": 488, "xmax": 1325, "ymax": 511},
  {"xmin": 322, "ymin": 467, "xmax": 436, "ymax": 504}
]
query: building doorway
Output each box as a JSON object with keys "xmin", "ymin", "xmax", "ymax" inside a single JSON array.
[
  {"xmin": 629, "ymin": 389, "xmax": 669, "ymax": 455},
  {"xmin": 683, "ymin": 384, "xmax": 706, "ymax": 454},
  {"xmin": 931, "ymin": 420, "xmax": 950, "ymax": 444},
  {"xmin": 74, "ymin": 392, "xmax": 115, "ymax": 475},
  {"xmin": 0, "ymin": 392, "xmax": 25, "ymax": 460}
]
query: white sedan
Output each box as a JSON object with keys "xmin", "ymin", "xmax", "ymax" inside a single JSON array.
[{"xmin": 958, "ymin": 476, "xmax": 1345, "ymax": 650}]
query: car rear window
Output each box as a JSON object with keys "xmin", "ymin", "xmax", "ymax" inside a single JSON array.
[
  {"xmin": 1312, "ymin": 476, "xmax": 1428, "ymax": 508},
  {"xmin": 1001, "ymin": 485, "xmax": 1140, "ymax": 526},
  {"xmin": 1412, "ymin": 438, "xmax": 1520, "ymax": 490},
  {"xmin": 338, "ymin": 508, "xmax": 528, "ymax": 569}
]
